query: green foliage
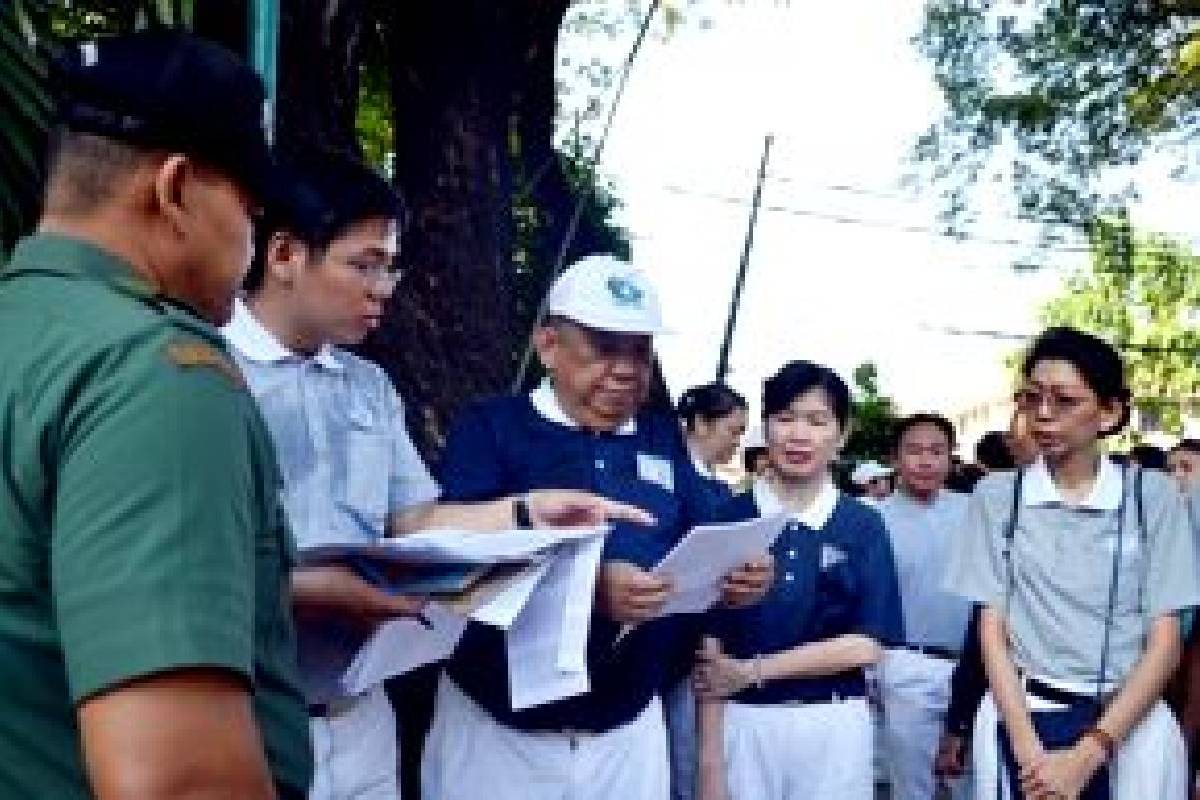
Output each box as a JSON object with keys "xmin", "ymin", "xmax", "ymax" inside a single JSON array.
[
  {"xmin": 915, "ymin": 1, "xmax": 1200, "ymax": 225},
  {"xmin": 1039, "ymin": 217, "xmax": 1200, "ymax": 434},
  {"xmin": 843, "ymin": 362, "xmax": 899, "ymax": 462},
  {"xmin": 355, "ymin": 16, "xmax": 392, "ymax": 175}
]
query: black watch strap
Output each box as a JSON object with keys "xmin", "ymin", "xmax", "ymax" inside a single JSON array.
[{"xmin": 513, "ymin": 496, "xmax": 533, "ymax": 529}]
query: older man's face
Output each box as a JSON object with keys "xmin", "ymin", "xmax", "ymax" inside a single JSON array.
[{"xmin": 535, "ymin": 320, "xmax": 653, "ymax": 432}]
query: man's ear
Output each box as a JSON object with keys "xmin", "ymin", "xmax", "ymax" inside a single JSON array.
[
  {"xmin": 151, "ymin": 154, "xmax": 192, "ymax": 236},
  {"xmin": 532, "ymin": 325, "xmax": 559, "ymax": 374},
  {"xmin": 1098, "ymin": 398, "xmax": 1126, "ymax": 438},
  {"xmin": 266, "ymin": 231, "xmax": 309, "ymax": 287},
  {"xmin": 837, "ymin": 420, "xmax": 854, "ymax": 452}
]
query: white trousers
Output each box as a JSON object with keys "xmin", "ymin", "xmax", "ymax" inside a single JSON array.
[
  {"xmin": 421, "ymin": 675, "xmax": 670, "ymax": 800},
  {"xmin": 971, "ymin": 691, "xmax": 1188, "ymax": 799},
  {"xmin": 881, "ymin": 648, "xmax": 971, "ymax": 800},
  {"xmin": 723, "ymin": 697, "xmax": 874, "ymax": 800},
  {"xmin": 309, "ymin": 685, "xmax": 400, "ymax": 800}
]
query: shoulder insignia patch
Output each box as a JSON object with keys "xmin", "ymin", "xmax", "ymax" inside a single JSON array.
[{"xmin": 166, "ymin": 340, "xmax": 246, "ymax": 389}]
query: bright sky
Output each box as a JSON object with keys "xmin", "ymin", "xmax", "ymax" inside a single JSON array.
[{"xmin": 556, "ymin": 1, "xmax": 1200, "ymax": 419}]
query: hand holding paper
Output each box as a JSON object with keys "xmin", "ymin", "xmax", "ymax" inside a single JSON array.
[
  {"xmin": 651, "ymin": 514, "xmax": 785, "ymax": 618},
  {"xmin": 597, "ymin": 562, "xmax": 674, "ymax": 624},
  {"xmin": 719, "ymin": 555, "xmax": 775, "ymax": 609}
]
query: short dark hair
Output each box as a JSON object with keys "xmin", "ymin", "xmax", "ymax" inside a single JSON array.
[
  {"xmin": 42, "ymin": 128, "xmax": 151, "ymax": 217},
  {"xmin": 677, "ymin": 383, "xmax": 747, "ymax": 431},
  {"xmin": 244, "ymin": 147, "xmax": 405, "ymax": 291},
  {"xmin": 974, "ymin": 430, "xmax": 1015, "ymax": 470},
  {"xmin": 762, "ymin": 361, "xmax": 851, "ymax": 430},
  {"xmin": 947, "ymin": 462, "xmax": 986, "ymax": 493},
  {"xmin": 1129, "ymin": 444, "xmax": 1168, "ymax": 471},
  {"xmin": 1173, "ymin": 439, "xmax": 1200, "ymax": 456},
  {"xmin": 743, "ymin": 446, "xmax": 768, "ymax": 475},
  {"xmin": 1022, "ymin": 326, "xmax": 1131, "ymax": 437},
  {"xmin": 892, "ymin": 412, "xmax": 957, "ymax": 453}
]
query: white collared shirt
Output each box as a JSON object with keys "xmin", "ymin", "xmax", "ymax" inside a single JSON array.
[
  {"xmin": 690, "ymin": 451, "xmax": 716, "ymax": 480},
  {"xmin": 753, "ymin": 475, "xmax": 839, "ymax": 530},
  {"xmin": 530, "ymin": 379, "xmax": 637, "ymax": 435},
  {"xmin": 223, "ymin": 295, "xmax": 343, "ymax": 371},
  {"xmin": 222, "ymin": 297, "xmax": 439, "ymax": 549},
  {"xmin": 1021, "ymin": 455, "xmax": 1123, "ymax": 511}
]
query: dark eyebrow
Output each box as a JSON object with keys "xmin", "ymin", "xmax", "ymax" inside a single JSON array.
[{"xmin": 349, "ymin": 246, "xmax": 394, "ymax": 263}]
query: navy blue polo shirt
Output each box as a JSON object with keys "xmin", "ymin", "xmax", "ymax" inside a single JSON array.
[
  {"xmin": 438, "ymin": 390, "xmax": 716, "ymax": 732},
  {"xmin": 695, "ymin": 472, "xmax": 735, "ymax": 512},
  {"xmin": 708, "ymin": 486, "xmax": 904, "ymax": 705}
]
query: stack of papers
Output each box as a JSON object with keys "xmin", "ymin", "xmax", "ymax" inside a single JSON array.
[{"xmin": 300, "ymin": 526, "xmax": 608, "ymax": 707}]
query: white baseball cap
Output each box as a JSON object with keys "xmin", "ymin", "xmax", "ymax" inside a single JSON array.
[
  {"xmin": 851, "ymin": 460, "xmax": 894, "ymax": 485},
  {"xmin": 544, "ymin": 254, "xmax": 666, "ymax": 335},
  {"xmin": 743, "ymin": 425, "xmax": 766, "ymax": 450}
]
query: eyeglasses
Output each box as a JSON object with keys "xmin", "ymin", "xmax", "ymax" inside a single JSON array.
[
  {"xmin": 1013, "ymin": 388, "xmax": 1090, "ymax": 417},
  {"xmin": 344, "ymin": 259, "xmax": 404, "ymax": 286}
]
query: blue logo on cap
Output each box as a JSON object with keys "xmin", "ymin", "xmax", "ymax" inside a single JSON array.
[{"xmin": 606, "ymin": 276, "xmax": 644, "ymax": 307}]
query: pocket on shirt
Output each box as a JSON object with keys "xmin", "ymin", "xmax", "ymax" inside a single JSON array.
[
  {"xmin": 341, "ymin": 430, "xmax": 390, "ymax": 530},
  {"xmin": 1063, "ymin": 525, "xmax": 1145, "ymax": 612}
]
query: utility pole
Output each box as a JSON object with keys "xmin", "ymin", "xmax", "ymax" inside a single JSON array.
[{"xmin": 715, "ymin": 134, "xmax": 772, "ymax": 382}]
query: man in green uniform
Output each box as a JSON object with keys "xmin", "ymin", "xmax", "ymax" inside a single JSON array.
[{"xmin": 0, "ymin": 31, "xmax": 312, "ymax": 799}]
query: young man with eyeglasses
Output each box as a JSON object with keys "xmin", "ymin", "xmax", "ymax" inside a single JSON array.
[{"xmin": 223, "ymin": 151, "xmax": 652, "ymax": 800}]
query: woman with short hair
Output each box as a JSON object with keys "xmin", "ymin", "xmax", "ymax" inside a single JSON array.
[{"xmin": 947, "ymin": 326, "xmax": 1200, "ymax": 799}]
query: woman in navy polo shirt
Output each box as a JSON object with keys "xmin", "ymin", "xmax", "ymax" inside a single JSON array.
[
  {"xmin": 692, "ymin": 360, "xmax": 904, "ymax": 800},
  {"xmin": 668, "ymin": 383, "xmax": 749, "ymax": 800},
  {"xmin": 678, "ymin": 382, "xmax": 748, "ymax": 509}
]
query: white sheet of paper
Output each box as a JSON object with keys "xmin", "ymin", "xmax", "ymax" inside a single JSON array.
[
  {"xmin": 469, "ymin": 559, "xmax": 552, "ymax": 630},
  {"xmin": 341, "ymin": 603, "xmax": 467, "ymax": 696},
  {"xmin": 338, "ymin": 559, "xmax": 553, "ymax": 695},
  {"xmin": 504, "ymin": 536, "xmax": 604, "ymax": 710},
  {"xmin": 301, "ymin": 526, "xmax": 607, "ymax": 566},
  {"xmin": 652, "ymin": 514, "xmax": 786, "ymax": 617},
  {"xmin": 556, "ymin": 534, "xmax": 605, "ymax": 673}
]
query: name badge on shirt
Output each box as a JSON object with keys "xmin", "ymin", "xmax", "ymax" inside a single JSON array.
[
  {"xmin": 820, "ymin": 544, "xmax": 847, "ymax": 571},
  {"xmin": 636, "ymin": 453, "xmax": 674, "ymax": 493}
]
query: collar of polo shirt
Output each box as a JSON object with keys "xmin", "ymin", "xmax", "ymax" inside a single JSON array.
[
  {"xmin": 530, "ymin": 379, "xmax": 637, "ymax": 435},
  {"xmin": 1022, "ymin": 455, "xmax": 1123, "ymax": 511},
  {"xmin": 753, "ymin": 476, "xmax": 839, "ymax": 529},
  {"xmin": 224, "ymin": 296, "xmax": 342, "ymax": 370}
]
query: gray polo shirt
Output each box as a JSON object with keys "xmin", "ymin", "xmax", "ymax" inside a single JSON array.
[
  {"xmin": 222, "ymin": 299, "xmax": 441, "ymax": 700},
  {"xmin": 945, "ymin": 458, "xmax": 1200, "ymax": 686},
  {"xmin": 222, "ymin": 298, "xmax": 440, "ymax": 549},
  {"xmin": 880, "ymin": 489, "xmax": 972, "ymax": 651}
]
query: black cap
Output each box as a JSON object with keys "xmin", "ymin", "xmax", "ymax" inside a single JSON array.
[{"xmin": 53, "ymin": 29, "xmax": 280, "ymax": 203}]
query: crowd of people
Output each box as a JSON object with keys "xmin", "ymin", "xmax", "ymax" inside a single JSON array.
[{"xmin": 3, "ymin": 29, "xmax": 1200, "ymax": 800}]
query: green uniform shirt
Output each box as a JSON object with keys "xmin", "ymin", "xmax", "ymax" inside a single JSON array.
[{"xmin": 0, "ymin": 234, "xmax": 313, "ymax": 797}]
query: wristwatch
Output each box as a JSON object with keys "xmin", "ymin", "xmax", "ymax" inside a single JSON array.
[{"xmin": 513, "ymin": 495, "xmax": 533, "ymax": 529}]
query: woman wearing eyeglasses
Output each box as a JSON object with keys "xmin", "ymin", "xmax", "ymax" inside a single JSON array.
[{"xmin": 947, "ymin": 327, "xmax": 1200, "ymax": 799}]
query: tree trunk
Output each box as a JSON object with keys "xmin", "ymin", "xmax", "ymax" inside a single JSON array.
[
  {"xmin": 274, "ymin": 0, "xmax": 368, "ymax": 157},
  {"xmin": 359, "ymin": 0, "xmax": 572, "ymax": 457}
]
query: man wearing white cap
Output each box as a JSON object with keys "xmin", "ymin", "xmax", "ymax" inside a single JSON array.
[
  {"xmin": 852, "ymin": 461, "xmax": 894, "ymax": 504},
  {"xmin": 224, "ymin": 158, "xmax": 656, "ymax": 800},
  {"xmin": 421, "ymin": 254, "xmax": 773, "ymax": 800}
]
